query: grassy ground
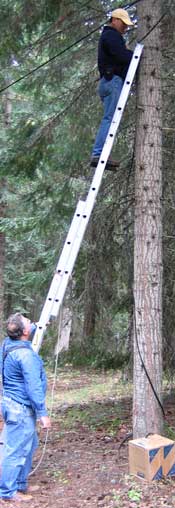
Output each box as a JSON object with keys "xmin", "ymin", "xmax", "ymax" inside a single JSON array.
[
  {"xmin": 2, "ymin": 367, "xmax": 175, "ymax": 507},
  {"xmin": 47, "ymin": 367, "xmax": 132, "ymax": 406}
]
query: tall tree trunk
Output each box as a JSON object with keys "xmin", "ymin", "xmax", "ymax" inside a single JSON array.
[
  {"xmin": 0, "ymin": 79, "xmax": 12, "ymax": 331},
  {"xmin": 0, "ymin": 199, "xmax": 6, "ymax": 332},
  {"xmin": 133, "ymin": 0, "xmax": 163, "ymax": 437}
]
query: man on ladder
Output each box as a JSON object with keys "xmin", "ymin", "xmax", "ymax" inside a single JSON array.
[{"xmin": 91, "ymin": 8, "xmax": 134, "ymax": 170}]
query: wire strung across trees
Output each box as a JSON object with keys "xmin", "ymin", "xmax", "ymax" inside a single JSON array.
[{"xmin": 0, "ymin": 0, "xmax": 160, "ymax": 95}]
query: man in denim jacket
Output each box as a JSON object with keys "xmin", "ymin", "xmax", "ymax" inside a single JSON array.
[{"xmin": 0, "ymin": 312, "xmax": 51, "ymax": 502}]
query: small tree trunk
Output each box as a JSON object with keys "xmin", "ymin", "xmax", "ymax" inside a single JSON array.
[
  {"xmin": 55, "ymin": 307, "xmax": 72, "ymax": 355},
  {"xmin": 83, "ymin": 220, "xmax": 99, "ymax": 340},
  {"xmin": 0, "ymin": 202, "xmax": 5, "ymax": 332},
  {"xmin": 133, "ymin": 0, "xmax": 163, "ymax": 437},
  {"xmin": 2, "ymin": 90, "xmax": 12, "ymax": 128}
]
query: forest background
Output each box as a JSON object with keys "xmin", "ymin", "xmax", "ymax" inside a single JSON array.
[{"xmin": 0, "ymin": 0, "xmax": 174, "ymax": 374}]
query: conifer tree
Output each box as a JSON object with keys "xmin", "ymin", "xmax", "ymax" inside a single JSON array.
[{"xmin": 133, "ymin": 0, "xmax": 163, "ymax": 437}]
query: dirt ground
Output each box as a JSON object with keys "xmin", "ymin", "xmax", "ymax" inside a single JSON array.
[{"xmin": 1, "ymin": 368, "xmax": 175, "ymax": 508}]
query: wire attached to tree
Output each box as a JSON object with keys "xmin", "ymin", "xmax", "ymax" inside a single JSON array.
[
  {"xmin": 0, "ymin": 0, "xmax": 160, "ymax": 95},
  {"xmin": 133, "ymin": 292, "xmax": 165, "ymax": 417},
  {"xmin": 138, "ymin": 12, "xmax": 166, "ymax": 43}
]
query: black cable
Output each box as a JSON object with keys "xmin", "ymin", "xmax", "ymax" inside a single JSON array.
[
  {"xmin": 0, "ymin": 26, "xmax": 101, "ymax": 94},
  {"xmin": 138, "ymin": 12, "xmax": 167, "ymax": 43},
  {"xmin": 0, "ymin": 0, "xmax": 144, "ymax": 95},
  {"xmin": 0, "ymin": 4, "xmax": 166, "ymax": 94},
  {"xmin": 0, "ymin": 0, "xmax": 140, "ymax": 75},
  {"xmin": 133, "ymin": 292, "xmax": 165, "ymax": 417}
]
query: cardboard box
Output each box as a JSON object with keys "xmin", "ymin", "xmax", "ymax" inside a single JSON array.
[{"xmin": 129, "ymin": 434, "xmax": 175, "ymax": 481}]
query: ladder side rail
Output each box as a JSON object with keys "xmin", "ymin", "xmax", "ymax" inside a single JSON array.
[
  {"xmin": 50, "ymin": 213, "xmax": 90, "ymax": 319},
  {"xmin": 32, "ymin": 325, "xmax": 47, "ymax": 353},
  {"xmin": 33, "ymin": 208, "xmax": 90, "ymax": 352},
  {"xmin": 32, "ymin": 43, "xmax": 143, "ymax": 352},
  {"xmin": 55, "ymin": 200, "xmax": 86, "ymax": 273},
  {"xmin": 32, "ymin": 200, "xmax": 86, "ymax": 350}
]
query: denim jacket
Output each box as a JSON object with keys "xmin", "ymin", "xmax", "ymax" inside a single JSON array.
[{"xmin": 0, "ymin": 337, "xmax": 48, "ymax": 418}]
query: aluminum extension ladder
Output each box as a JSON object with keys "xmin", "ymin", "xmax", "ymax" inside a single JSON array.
[{"xmin": 32, "ymin": 43, "xmax": 144, "ymax": 353}]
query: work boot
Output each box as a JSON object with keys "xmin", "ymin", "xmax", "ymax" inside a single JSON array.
[{"xmin": 90, "ymin": 155, "xmax": 119, "ymax": 171}]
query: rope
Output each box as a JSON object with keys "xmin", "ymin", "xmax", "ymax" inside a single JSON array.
[{"xmin": 29, "ymin": 307, "xmax": 62, "ymax": 476}]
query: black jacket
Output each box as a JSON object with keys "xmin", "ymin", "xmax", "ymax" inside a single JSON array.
[{"xmin": 98, "ymin": 26, "xmax": 133, "ymax": 81}]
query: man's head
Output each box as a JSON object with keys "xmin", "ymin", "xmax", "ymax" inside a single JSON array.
[
  {"xmin": 110, "ymin": 8, "xmax": 134, "ymax": 34},
  {"xmin": 7, "ymin": 313, "xmax": 31, "ymax": 340}
]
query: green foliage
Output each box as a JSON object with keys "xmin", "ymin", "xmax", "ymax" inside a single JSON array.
[
  {"xmin": 59, "ymin": 404, "xmax": 122, "ymax": 433},
  {"xmin": 163, "ymin": 422, "xmax": 175, "ymax": 441},
  {"xmin": 0, "ymin": 0, "xmax": 174, "ymax": 372},
  {"xmin": 67, "ymin": 315, "xmax": 130, "ymax": 369},
  {"xmin": 128, "ymin": 489, "xmax": 142, "ymax": 503},
  {"xmin": 0, "ymin": 0, "xmax": 136, "ymax": 347}
]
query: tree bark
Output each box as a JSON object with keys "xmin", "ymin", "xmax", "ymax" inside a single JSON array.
[
  {"xmin": 0, "ymin": 199, "xmax": 6, "ymax": 333},
  {"xmin": 0, "ymin": 79, "xmax": 12, "ymax": 331},
  {"xmin": 133, "ymin": 0, "xmax": 163, "ymax": 437},
  {"xmin": 2, "ymin": 87, "xmax": 12, "ymax": 128},
  {"xmin": 83, "ymin": 219, "xmax": 99, "ymax": 340},
  {"xmin": 55, "ymin": 307, "xmax": 72, "ymax": 355}
]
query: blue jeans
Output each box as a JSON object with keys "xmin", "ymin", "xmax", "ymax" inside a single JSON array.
[
  {"xmin": 0, "ymin": 397, "xmax": 38, "ymax": 499},
  {"xmin": 92, "ymin": 75, "xmax": 123, "ymax": 157}
]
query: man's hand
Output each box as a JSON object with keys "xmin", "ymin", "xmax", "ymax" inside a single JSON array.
[{"xmin": 39, "ymin": 415, "xmax": 51, "ymax": 429}]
